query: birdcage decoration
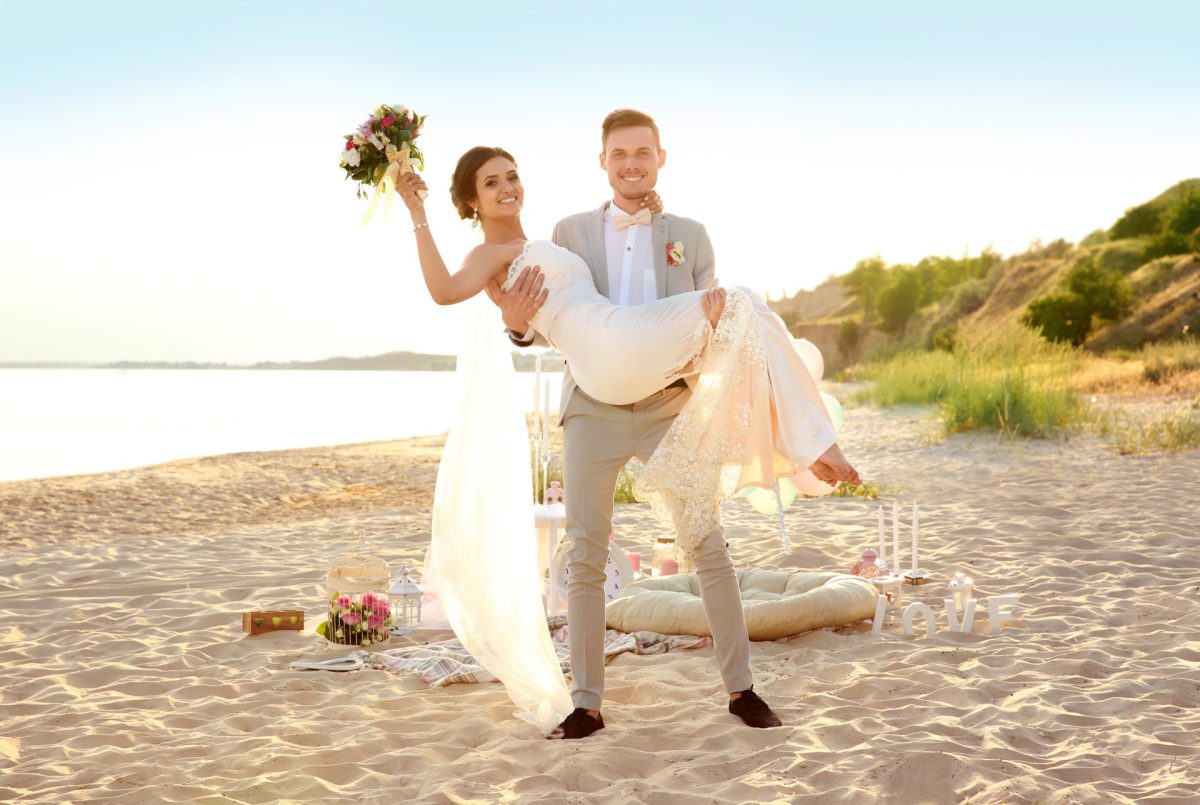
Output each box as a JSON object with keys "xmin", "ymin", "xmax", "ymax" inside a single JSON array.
[
  {"xmin": 324, "ymin": 536, "xmax": 392, "ymax": 646},
  {"xmin": 388, "ymin": 566, "xmax": 422, "ymax": 635}
]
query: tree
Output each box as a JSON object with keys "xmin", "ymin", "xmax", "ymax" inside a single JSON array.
[
  {"xmin": 1109, "ymin": 202, "xmax": 1163, "ymax": 240},
  {"xmin": 1021, "ymin": 294, "xmax": 1093, "ymax": 346},
  {"xmin": 836, "ymin": 319, "xmax": 862, "ymax": 362},
  {"xmin": 1065, "ymin": 258, "xmax": 1133, "ymax": 321},
  {"xmin": 877, "ymin": 268, "xmax": 922, "ymax": 336},
  {"xmin": 1022, "ymin": 257, "xmax": 1133, "ymax": 346},
  {"xmin": 1166, "ymin": 189, "xmax": 1200, "ymax": 236},
  {"xmin": 843, "ymin": 257, "xmax": 887, "ymax": 324}
]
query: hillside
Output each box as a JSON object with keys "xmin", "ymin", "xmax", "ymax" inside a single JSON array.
[{"xmin": 770, "ymin": 179, "xmax": 1200, "ymax": 372}]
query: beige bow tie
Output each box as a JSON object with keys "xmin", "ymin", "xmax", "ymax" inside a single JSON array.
[{"xmin": 613, "ymin": 207, "xmax": 652, "ymax": 231}]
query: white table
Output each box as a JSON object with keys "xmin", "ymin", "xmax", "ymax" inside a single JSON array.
[{"xmin": 534, "ymin": 503, "xmax": 568, "ymax": 614}]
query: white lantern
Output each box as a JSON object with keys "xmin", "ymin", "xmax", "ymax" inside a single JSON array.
[
  {"xmin": 388, "ymin": 566, "xmax": 423, "ymax": 635},
  {"xmin": 948, "ymin": 571, "xmax": 974, "ymax": 611}
]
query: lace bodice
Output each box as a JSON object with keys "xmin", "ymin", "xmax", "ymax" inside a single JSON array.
[{"xmin": 500, "ymin": 240, "xmax": 595, "ymax": 297}]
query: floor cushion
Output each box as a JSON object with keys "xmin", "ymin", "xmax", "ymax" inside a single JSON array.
[{"xmin": 605, "ymin": 569, "xmax": 879, "ymax": 641}]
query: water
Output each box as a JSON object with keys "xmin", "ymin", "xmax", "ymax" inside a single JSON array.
[{"xmin": 0, "ymin": 369, "xmax": 562, "ymax": 483}]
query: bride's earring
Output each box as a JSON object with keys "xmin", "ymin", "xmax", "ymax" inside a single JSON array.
[{"xmin": 471, "ymin": 207, "xmax": 480, "ymax": 228}]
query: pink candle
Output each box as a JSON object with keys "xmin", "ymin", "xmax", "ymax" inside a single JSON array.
[
  {"xmin": 627, "ymin": 552, "xmax": 641, "ymax": 572},
  {"xmin": 660, "ymin": 558, "xmax": 679, "ymax": 576}
]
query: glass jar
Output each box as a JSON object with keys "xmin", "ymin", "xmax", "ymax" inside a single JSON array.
[{"xmin": 652, "ymin": 537, "xmax": 677, "ymax": 576}]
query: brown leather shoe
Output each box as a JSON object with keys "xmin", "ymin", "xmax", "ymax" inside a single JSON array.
[
  {"xmin": 729, "ymin": 688, "xmax": 782, "ymax": 728},
  {"xmin": 558, "ymin": 708, "xmax": 605, "ymax": 739}
]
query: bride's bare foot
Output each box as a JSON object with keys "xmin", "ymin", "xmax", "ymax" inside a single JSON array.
[
  {"xmin": 809, "ymin": 443, "xmax": 862, "ymax": 486},
  {"xmin": 701, "ymin": 287, "xmax": 727, "ymax": 329}
]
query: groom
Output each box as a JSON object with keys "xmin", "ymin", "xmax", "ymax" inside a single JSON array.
[{"xmin": 490, "ymin": 108, "xmax": 782, "ymax": 739}]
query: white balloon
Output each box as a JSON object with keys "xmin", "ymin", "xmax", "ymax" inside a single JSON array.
[
  {"xmin": 792, "ymin": 338, "xmax": 825, "ymax": 383},
  {"xmin": 789, "ymin": 470, "xmax": 836, "ymax": 497},
  {"xmin": 742, "ymin": 480, "xmax": 798, "ymax": 515},
  {"xmin": 820, "ymin": 392, "xmax": 845, "ymax": 433}
]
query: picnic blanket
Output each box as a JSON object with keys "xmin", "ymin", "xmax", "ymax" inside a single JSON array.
[{"xmin": 353, "ymin": 626, "xmax": 710, "ymax": 687}]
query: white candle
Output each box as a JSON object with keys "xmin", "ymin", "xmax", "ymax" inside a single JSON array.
[
  {"xmin": 892, "ymin": 501, "xmax": 899, "ymax": 573},
  {"xmin": 877, "ymin": 506, "xmax": 886, "ymax": 567},
  {"xmin": 911, "ymin": 502, "xmax": 919, "ymax": 573},
  {"xmin": 542, "ymin": 379, "xmax": 551, "ymax": 444}
]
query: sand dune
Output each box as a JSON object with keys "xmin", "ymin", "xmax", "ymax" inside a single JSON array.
[{"xmin": 1, "ymin": 399, "xmax": 1197, "ymax": 803}]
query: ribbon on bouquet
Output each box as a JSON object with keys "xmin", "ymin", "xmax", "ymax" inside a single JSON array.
[{"xmin": 359, "ymin": 142, "xmax": 426, "ymax": 226}]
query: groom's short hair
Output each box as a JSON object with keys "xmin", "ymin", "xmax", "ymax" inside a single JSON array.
[{"xmin": 602, "ymin": 108, "xmax": 661, "ymax": 150}]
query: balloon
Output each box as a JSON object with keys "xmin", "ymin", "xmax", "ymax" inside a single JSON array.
[
  {"xmin": 789, "ymin": 469, "xmax": 836, "ymax": 498},
  {"xmin": 792, "ymin": 338, "xmax": 825, "ymax": 383},
  {"xmin": 820, "ymin": 392, "xmax": 844, "ymax": 433},
  {"xmin": 777, "ymin": 476, "xmax": 798, "ymax": 502},
  {"xmin": 742, "ymin": 480, "xmax": 797, "ymax": 515}
]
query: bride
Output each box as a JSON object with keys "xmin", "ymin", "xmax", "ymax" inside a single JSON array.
[{"xmin": 396, "ymin": 146, "xmax": 860, "ymax": 734}]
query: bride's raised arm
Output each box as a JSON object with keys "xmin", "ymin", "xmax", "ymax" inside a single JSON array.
[{"xmin": 396, "ymin": 171, "xmax": 522, "ymax": 306}]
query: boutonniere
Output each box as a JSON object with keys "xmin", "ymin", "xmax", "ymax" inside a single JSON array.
[{"xmin": 666, "ymin": 241, "xmax": 686, "ymax": 267}]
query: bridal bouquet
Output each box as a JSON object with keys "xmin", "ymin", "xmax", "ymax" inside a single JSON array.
[{"xmin": 340, "ymin": 103, "xmax": 427, "ymax": 222}]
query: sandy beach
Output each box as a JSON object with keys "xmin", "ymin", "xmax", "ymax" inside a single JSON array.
[{"xmin": 2, "ymin": 398, "xmax": 1198, "ymax": 804}]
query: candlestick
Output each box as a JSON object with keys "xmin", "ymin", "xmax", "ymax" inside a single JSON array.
[
  {"xmin": 660, "ymin": 558, "xmax": 679, "ymax": 576},
  {"xmin": 877, "ymin": 505, "xmax": 886, "ymax": 567},
  {"xmin": 533, "ymin": 355, "xmax": 542, "ymax": 437},
  {"xmin": 627, "ymin": 551, "xmax": 641, "ymax": 574},
  {"xmin": 542, "ymin": 379, "xmax": 551, "ymax": 445},
  {"xmin": 910, "ymin": 502, "xmax": 918, "ymax": 574},
  {"xmin": 903, "ymin": 501, "xmax": 928, "ymax": 585},
  {"xmin": 892, "ymin": 501, "xmax": 899, "ymax": 573}
]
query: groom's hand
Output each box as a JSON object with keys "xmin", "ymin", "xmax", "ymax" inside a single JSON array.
[{"xmin": 485, "ymin": 266, "xmax": 547, "ymax": 335}]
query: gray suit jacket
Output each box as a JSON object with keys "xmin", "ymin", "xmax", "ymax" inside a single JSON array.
[{"xmin": 513, "ymin": 201, "xmax": 718, "ymax": 424}]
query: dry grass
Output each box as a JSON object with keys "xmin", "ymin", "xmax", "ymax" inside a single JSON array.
[{"xmin": 1090, "ymin": 398, "xmax": 1200, "ymax": 454}]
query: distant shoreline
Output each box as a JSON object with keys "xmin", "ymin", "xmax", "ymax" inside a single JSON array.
[{"xmin": 0, "ymin": 350, "xmax": 566, "ymax": 372}]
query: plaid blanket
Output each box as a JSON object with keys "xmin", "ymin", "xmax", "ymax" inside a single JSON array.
[{"xmin": 354, "ymin": 626, "xmax": 710, "ymax": 687}]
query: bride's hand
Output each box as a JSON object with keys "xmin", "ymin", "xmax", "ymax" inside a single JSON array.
[
  {"xmin": 397, "ymin": 172, "xmax": 428, "ymax": 213},
  {"xmin": 641, "ymin": 190, "xmax": 663, "ymax": 215}
]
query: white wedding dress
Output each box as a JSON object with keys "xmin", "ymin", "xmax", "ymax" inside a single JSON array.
[
  {"xmin": 501, "ymin": 239, "xmax": 839, "ymax": 554},
  {"xmin": 428, "ymin": 239, "xmax": 838, "ymax": 736}
]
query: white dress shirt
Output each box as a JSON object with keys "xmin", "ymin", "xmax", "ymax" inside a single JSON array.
[
  {"xmin": 511, "ymin": 203, "xmax": 658, "ymax": 343},
  {"xmin": 604, "ymin": 205, "xmax": 658, "ymax": 306}
]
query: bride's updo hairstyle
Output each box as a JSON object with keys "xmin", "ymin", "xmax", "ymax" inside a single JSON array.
[{"xmin": 450, "ymin": 146, "xmax": 516, "ymax": 220}]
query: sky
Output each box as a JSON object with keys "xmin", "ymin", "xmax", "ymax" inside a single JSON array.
[{"xmin": 1, "ymin": 1, "xmax": 1197, "ymax": 363}]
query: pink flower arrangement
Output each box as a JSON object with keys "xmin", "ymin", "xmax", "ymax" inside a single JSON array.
[{"xmin": 326, "ymin": 589, "xmax": 393, "ymax": 646}]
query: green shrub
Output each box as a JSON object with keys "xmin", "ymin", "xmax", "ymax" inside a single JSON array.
[
  {"xmin": 1095, "ymin": 239, "xmax": 1149, "ymax": 274},
  {"xmin": 1110, "ymin": 202, "xmax": 1163, "ymax": 240},
  {"xmin": 940, "ymin": 368, "xmax": 1078, "ymax": 438},
  {"xmin": 1022, "ymin": 257, "xmax": 1133, "ymax": 346},
  {"xmin": 836, "ymin": 319, "xmax": 862, "ymax": 361},
  {"xmin": 858, "ymin": 328, "xmax": 1082, "ymax": 438},
  {"xmin": 877, "ymin": 269, "xmax": 922, "ymax": 335},
  {"xmin": 844, "ymin": 257, "xmax": 887, "ymax": 324},
  {"xmin": 947, "ymin": 279, "xmax": 988, "ymax": 318},
  {"xmin": 931, "ymin": 325, "xmax": 958, "ymax": 352},
  {"xmin": 1022, "ymin": 293, "xmax": 1093, "ymax": 346},
  {"xmin": 1145, "ymin": 231, "xmax": 1193, "ymax": 260},
  {"xmin": 1166, "ymin": 189, "xmax": 1200, "ymax": 236}
]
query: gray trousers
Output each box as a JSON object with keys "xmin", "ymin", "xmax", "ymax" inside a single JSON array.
[{"xmin": 562, "ymin": 384, "xmax": 753, "ymax": 711}]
